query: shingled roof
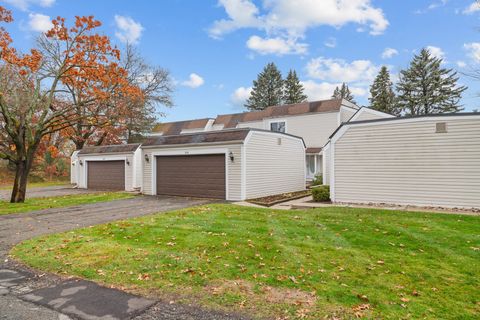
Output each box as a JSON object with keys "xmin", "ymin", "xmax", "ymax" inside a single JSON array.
[
  {"xmin": 143, "ymin": 128, "xmax": 251, "ymax": 147},
  {"xmin": 152, "ymin": 99, "xmax": 349, "ymax": 134},
  {"xmin": 151, "ymin": 118, "xmax": 212, "ymax": 135},
  {"xmin": 214, "ymin": 99, "xmax": 344, "ymax": 128},
  {"xmin": 78, "ymin": 144, "xmax": 140, "ymax": 155}
]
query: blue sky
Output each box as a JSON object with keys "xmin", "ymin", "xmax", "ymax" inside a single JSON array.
[{"xmin": 1, "ymin": 0, "xmax": 480, "ymax": 122}]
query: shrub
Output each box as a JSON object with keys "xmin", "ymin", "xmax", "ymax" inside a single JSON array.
[
  {"xmin": 312, "ymin": 185, "xmax": 330, "ymax": 202},
  {"xmin": 311, "ymin": 174, "xmax": 323, "ymax": 186}
]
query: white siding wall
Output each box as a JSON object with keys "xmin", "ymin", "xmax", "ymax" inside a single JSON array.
[
  {"xmin": 70, "ymin": 151, "xmax": 79, "ymax": 184},
  {"xmin": 133, "ymin": 148, "xmax": 143, "ymax": 189},
  {"xmin": 245, "ymin": 132, "xmax": 305, "ymax": 199},
  {"xmin": 141, "ymin": 144, "xmax": 243, "ymax": 201},
  {"xmin": 351, "ymin": 109, "xmax": 393, "ymax": 122},
  {"xmin": 340, "ymin": 108, "xmax": 356, "ymax": 123},
  {"xmin": 322, "ymin": 143, "xmax": 331, "ymax": 185},
  {"xmin": 332, "ymin": 117, "xmax": 480, "ymax": 208},
  {"xmin": 236, "ymin": 121, "xmax": 264, "ymax": 129},
  {"xmin": 77, "ymin": 153, "xmax": 135, "ymax": 191},
  {"xmin": 237, "ymin": 112, "xmax": 339, "ymax": 147}
]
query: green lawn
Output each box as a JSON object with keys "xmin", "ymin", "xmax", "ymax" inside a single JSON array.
[
  {"xmin": 11, "ymin": 204, "xmax": 480, "ymax": 319},
  {"xmin": 0, "ymin": 181, "xmax": 70, "ymax": 190},
  {"xmin": 0, "ymin": 192, "xmax": 134, "ymax": 215}
]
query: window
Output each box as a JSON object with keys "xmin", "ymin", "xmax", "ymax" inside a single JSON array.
[{"xmin": 270, "ymin": 121, "xmax": 286, "ymax": 133}]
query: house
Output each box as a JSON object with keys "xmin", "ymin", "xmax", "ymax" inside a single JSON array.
[
  {"xmin": 141, "ymin": 128, "xmax": 305, "ymax": 200},
  {"xmin": 325, "ymin": 113, "xmax": 480, "ymax": 209},
  {"xmin": 151, "ymin": 99, "xmax": 393, "ymax": 180},
  {"xmin": 70, "ymin": 98, "xmax": 392, "ymax": 200},
  {"xmin": 72, "ymin": 144, "xmax": 142, "ymax": 191}
]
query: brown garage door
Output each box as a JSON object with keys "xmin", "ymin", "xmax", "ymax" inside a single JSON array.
[
  {"xmin": 87, "ymin": 160, "xmax": 125, "ymax": 190},
  {"xmin": 156, "ymin": 154, "xmax": 225, "ymax": 199}
]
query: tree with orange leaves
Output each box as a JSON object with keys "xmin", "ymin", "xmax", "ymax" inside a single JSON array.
[{"xmin": 0, "ymin": 6, "xmax": 142, "ymax": 203}]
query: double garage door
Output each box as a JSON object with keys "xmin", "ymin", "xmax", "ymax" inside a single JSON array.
[
  {"xmin": 87, "ymin": 160, "xmax": 125, "ymax": 190},
  {"xmin": 156, "ymin": 154, "xmax": 226, "ymax": 199}
]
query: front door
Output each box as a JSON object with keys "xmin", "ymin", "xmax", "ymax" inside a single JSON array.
[{"xmin": 306, "ymin": 155, "xmax": 316, "ymax": 179}]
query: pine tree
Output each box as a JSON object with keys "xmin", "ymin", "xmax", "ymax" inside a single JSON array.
[
  {"xmin": 369, "ymin": 66, "xmax": 397, "ymax": 115},
  {"xmin": 332, "ymin": 83, "xmax": 356, "ymax": 104},
  {"xmin": 396, "ymin": 48, "xmax": 467, "ymax": 115},
  {"xmin": 245, "ymin": 62, "xmax": 284, "ymax": 111},
  {"xmin": 283, "ymin": 70, "xmax": 307, "ymax": 104}
]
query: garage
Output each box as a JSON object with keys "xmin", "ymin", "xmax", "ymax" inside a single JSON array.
[
  {"xmin": 156, "ymin": 154, "xmax": 225, "ymax": 199},
  {"xmin": 141, "ymin": 128, "xmax": 306, "ymax": 201},
  {"xmin": 87, "ymin": 160, "xmax": 125, "ymax": 190},
  {"xmin": 73, "ymin": 144, "xmax": 142, "ymax": 191},
  {"xmin": 326, "ymin": 113, "xmax": 480, "ymax": 209}
]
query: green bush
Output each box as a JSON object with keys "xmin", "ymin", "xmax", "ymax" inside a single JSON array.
[
  {"xmin": 312, "ymin": 185, "xmax": 330, "ymax": 202},
  {"xmin": 311, "ymin": 174, "xmax": 323, "ymax": 186}
]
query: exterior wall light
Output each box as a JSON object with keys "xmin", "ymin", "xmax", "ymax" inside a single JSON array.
[
  {"xmin": 126, "ymin": 159, "xmax": 130, "ymax": 166},
  {"xmin": 144, "ymin": 154, "xmax": 150, "ymax": 163},
  {"xmin": 229, "ymin": 151, "xmax": 234, "ymax": 162},
  {"xmin": 79, "ymin": 160, "xmax": 83, "ymax": 166}
]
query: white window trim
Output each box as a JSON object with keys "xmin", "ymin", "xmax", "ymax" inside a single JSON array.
[
  {"xmin": 150, "ymin": 148, "xmax": 230, "ymax": 200},
  {"xmin": 268, "ymin": 119, "xmax": 287, "ymax": 133}
]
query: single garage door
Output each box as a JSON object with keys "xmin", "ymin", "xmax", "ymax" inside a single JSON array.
[
  {"xmin": 87, "ymin": 160, "xmax": 125, "ymax": 190},
  {"xmin": 156, "ymin": 154, "xmax": 225, "ymax": 199}
]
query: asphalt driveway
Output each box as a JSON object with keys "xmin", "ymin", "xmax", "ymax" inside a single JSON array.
[{"xmin": 0, "ymin": 195, "xmax": 247, "ymax": 320}]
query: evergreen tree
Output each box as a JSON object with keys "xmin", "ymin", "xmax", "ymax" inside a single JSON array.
[
  {"xmin": 396, "ymin": 48, "xmax": 467, "ymax": 115},
  {"xmin": 245, "ymin": 62, "xmax": 284, "ymax": 111},
  {"xmin": 332, "ymin": 83, "xmax": 356, "ymax": 104},
  {"xmin": 369, "ymin": 66, "xmax": 397, "ymax": 115},
  {"xmin": 283, "ymin": 70, "xmax": 307, "ymax": 104}
]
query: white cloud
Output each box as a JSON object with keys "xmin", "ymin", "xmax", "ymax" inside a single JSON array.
[
  {"xmin": 210, "ymin": 0, "xmax": 388, "ymax": 38},
  {"xmin": 230, "ymin": 86, "xmax": 252, "ymax": 106},
  {"xmin": 415, "ymin": 0, "xmax": 448, "ymax": 14},
  {"xmin": 301, "ymin": 80, "xmax": 367, "ymax": 101},
  {"xmin": 209, "ymin": 0, "xmax": 388, "ymax": 55},
  {"xmin": 306, "ymin": 56, "xmax": 379, "ymax": 83},
  {"xmin": 2, "ymin": 0, "xmax": 54, "ymax": 11},
  {"xmin": 463, "ymin": 2, "xmax": 480, "ymax": 14},
  {"xmin": 114, "ymin": 15, "xmax": 144, "ymax": 44},
  {"xmin": 181, "ymin": 73, "xmax": 205, "ymax": 88},
  {"xmin": 246, "ymin": 35, "xmax": 307, "ymax": 55},
  {"xmin": 426, "ymin": 45, "xmax": 446, "ymax": 61},
  {"xmin": 382, "ymin": 47, "xmax": 398, "ymax": 59},
  {"xmin": 324, "ymin": 37, "xmax": 337, "ymax": 48},
  {"xmin": 456, "ymin": 61, "xmax": 467, "ymax": 68},
  {"xmin": 465, "ymin": 42, "xmax": 480, "ymax": 63},
  {"xmin": 28, "ymin": 13, "xmax": 53, "ymax": 32}
]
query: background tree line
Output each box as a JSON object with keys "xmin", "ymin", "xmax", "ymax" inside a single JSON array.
[
  {"xmin": 0, "ymin": 7, "xmax": 172, "ymax": 202},
  {"xmin": 246, "ymin": 48, "xmax": 467, "ymax": 116}
]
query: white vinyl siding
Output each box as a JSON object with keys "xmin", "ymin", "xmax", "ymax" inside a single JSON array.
[
  {"xmin": 141, "ymin": 144, "xmax": 242, "ymax": 201},
  {"xmin": 332, "ymin": 117, "xmax": 480, "ymax": 208},
  {"xmin": 340, "ymin": 108, "xmax": 356, "ymax": 123},
  {"xmin": 322, "ymin": 144, "xmax": 331, "ymax": 185},
  {"xmin": 236, "ymin": 121, "xmax": 264, "ymax": 129},
  {"xmin": 237, "ymin": 112, "xmax": 339, "ymax": 148},
  {"xmin": 245, "ymin": 132, "xmax": 305, "ymax": 199},
  {"xmin": 76, "ymin": 153, "xmax": 135, "ymax": 191}
]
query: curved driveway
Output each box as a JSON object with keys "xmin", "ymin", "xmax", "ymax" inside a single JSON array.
[{"xmin": 0, "ymin": 195, "xmax": 247, "ymax": 320}]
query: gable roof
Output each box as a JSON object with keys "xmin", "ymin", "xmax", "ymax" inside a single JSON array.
[
  {"xmin": 78, "ymin": 144, "xmax": 140, "ymax": 155},
  {"xmin": 143, "ymin": 128, "xmax": 250, "ymax": 147},
  {"xmin": 152, "ymin": 99, "xmax": 353, "ymax": 134},
  {"xmin": 152, "ymin": 118, "xmax": 212, "ymax": 135},
  {"xmin": 142, "ymin": 128, "xmax": 305, "ymax": 147},
  {"xmin": 214, "ymin": 99, "xmax": 346, "ymax": 128}
]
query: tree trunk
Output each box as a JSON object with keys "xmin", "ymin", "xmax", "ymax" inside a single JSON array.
[{"xmin": 10, "ymin": 159, "xmax": 31, "ymax": 203}]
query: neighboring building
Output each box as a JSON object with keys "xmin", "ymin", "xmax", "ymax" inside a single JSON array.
[
  {"xmin": 141, "ymin": 128, "xmax": 305, "ymax": 200},
  {"xmin": 73, "ymin": 144, "xmax": 142, "ymax": 191},
  {"xmin": 326, "ymin": 113, "xmax": 480, "ymax": 209},
  {"xmin": 151, "ymin": 99, "xmax": 393, "ymax": 180}
]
